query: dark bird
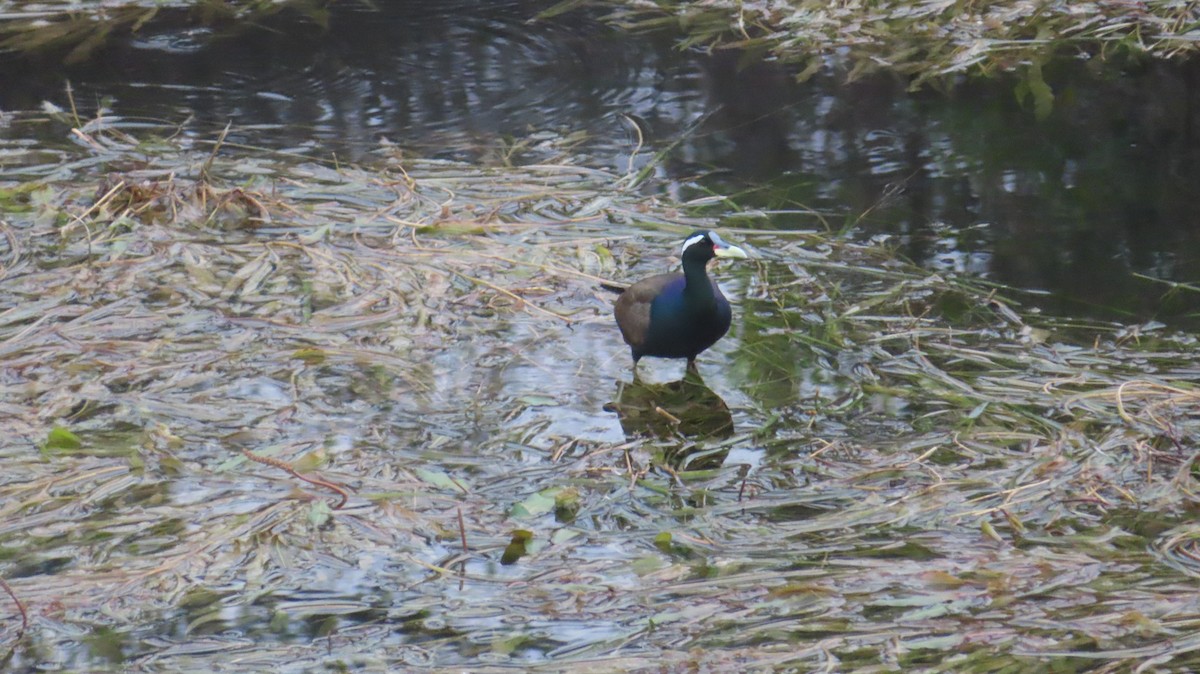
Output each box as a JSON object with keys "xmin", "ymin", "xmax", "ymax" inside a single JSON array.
[{"xmin": 604, "ymin": 231, "xmax": 747, "ymax": 371}]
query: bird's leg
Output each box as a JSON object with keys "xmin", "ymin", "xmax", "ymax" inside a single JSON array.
[{"xmin": 686, "ymin": 358, "xmax": 698, "ymax": 374}]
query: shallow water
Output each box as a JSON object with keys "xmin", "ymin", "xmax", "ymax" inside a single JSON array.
[{"xmin": 3, "ymin": 3, "xmax": 1200, "ymax": 671}]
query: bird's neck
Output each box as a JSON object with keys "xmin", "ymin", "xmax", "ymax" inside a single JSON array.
[{"xmin": 682, "ymin": 259, "xmax": 715, "ymax": 306}]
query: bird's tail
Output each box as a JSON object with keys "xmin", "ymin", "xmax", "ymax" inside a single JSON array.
[{"xmin": 599, "ymin": 282, "xmax": 626, "ymax": 295}]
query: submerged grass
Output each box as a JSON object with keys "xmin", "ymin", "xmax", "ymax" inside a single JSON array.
[{"xmin": 1, "ymin": 110, "xmax": 1200, "ymax": 671}]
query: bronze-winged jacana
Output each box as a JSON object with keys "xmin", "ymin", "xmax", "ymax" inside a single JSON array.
[{"xmin": 604, "ymin": 231, "xmax": 747, "ymax": 370}]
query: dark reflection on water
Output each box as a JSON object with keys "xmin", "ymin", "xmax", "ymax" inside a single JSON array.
[
  {"xmin": 606, "ymin": 369, "xmax": 734, "ymax": 461},
  {"xmin": 1, "ymin": 1, "xmax": 1198, "ymax": 324},
  {"xmin": 0, "ymin": 0, "xmax": 679, "ymax": 162},
  {"xmin": 689, "ymin": 57, "xmax": 1200, "ymax": 327}
]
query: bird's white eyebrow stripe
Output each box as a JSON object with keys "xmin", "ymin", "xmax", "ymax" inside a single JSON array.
[{"xmin": 681, "ymin": 233, "xmax": 707, "ymax": 254}]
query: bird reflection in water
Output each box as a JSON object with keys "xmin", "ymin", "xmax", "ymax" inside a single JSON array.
[{"xmin": 604, "ymin": 369, "xmax": 734, "ymax": 469}]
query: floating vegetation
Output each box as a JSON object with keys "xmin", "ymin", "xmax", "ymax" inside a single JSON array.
[
  {"xmin": 572, "ymin": 0, "xmax": 1200, "ymax": 87},
  {"xmin": 5, "ymin": 0, "xmax": 1198, "ymax": 108},
  {"xmin": 0, "ymin": 0, "xmax": 332, "ymax": 61},
  {"xmin": 1, "ymin": 109, "xmax": 1200, "ymax": 670}
]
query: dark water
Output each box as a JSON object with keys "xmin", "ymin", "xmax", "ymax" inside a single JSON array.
[{"xmin": 2, "ymin": 0, "xmax": 1198, "ymax": 327}]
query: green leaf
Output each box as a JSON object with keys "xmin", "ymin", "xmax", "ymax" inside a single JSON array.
[
  {"xmin": 551, "ymin": 528, "xmax": 580, "ymax": 544},
  {"xmin": 1020, "ymin": 62, "xmax": 1054, "ymax": 120},
  {"xmin": 631, "ymin": 555, "xmax": 665, "ymax": 576},
  {"xmin": 500, "ymin": 530, "xmax": 533, "ymax": 565},
  {"xmin": 308, "ymin": 500, "xmax": 332, "ymax": 527},
  {"xmin": 44, "ymin": 425, "xmax": 82, "ymax": 452},
  {"xmin": 654, "ymin": 532, "xmax": 673, "ymax": 552},
  {"xmin": 491, "ymin": 633, "xmax": 535, "ymax": 655},
  {"xmin": 593, "ymin": 243, "xmax": 614, "ymax": 268},
  {"xmin": 292, "ymin": 348, "xmax": 327, "ymax": 365},
  {"xmin": 554, "ymin": 487, "xmax": 580, "ymax": 523},
  {"xmin": 292, "ymin": 448, "xmax": 327, "ymax": 472},
  {"xmin": 415, "ymin": 468, "xmax": 463, "ymax": 491},
  {"xmin": 510, "ymin": 488, "xmax": 560, "ymax": 519}
]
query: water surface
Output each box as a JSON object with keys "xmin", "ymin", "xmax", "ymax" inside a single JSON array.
[
  {"xmin": 3, "ymin": 6, "xmax": 1200, "ymax": 669},
  {"xmin": 2, "ymin": 1, "xmax": 1197, "ymax": 326}
]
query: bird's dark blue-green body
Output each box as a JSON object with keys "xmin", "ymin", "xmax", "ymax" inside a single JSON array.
[
  {"xmin": 609, "ymin": 231, "xmax": 747, "ymax": 369},
  {"xmin": 638, "ymin": 274, "xmax": 731, "ymax": 360}
]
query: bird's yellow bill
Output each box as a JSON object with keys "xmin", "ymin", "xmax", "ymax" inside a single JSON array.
[{"xmin": 713, "ymin": 243, "xmax": 748, "ymax": 259}]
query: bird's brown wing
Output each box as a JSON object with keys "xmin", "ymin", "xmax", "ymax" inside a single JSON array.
[{"xmin": 613, "ymin": 273, "xmax": 679, "ymax": 349}]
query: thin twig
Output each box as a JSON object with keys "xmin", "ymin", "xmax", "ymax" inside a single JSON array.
[
  {"xmin": 451, "ymin": 270, "xmax": 573, "ymax": 322},
  {"xmin": 457, "ymin": 506, "xmax": 468, "ymax": 555},
  {"xmin": 0, "ymin": 575, "xmax": 27, "ymax": 640},
  {"xmin": 654, "ymin": 406, "xmax": 682, "ymax": 425},
  {"xmin": 201, "ymin": 120, "xmax": 232, "ymax": 181},
  {"xmin": 240, "ymin": 449, "xmax": 350, "ymax": 509},
  {"xmin": 65, "ymin": 80, "xmax": 81, "ymax": 129},
  {"xmin": 619, "ymin": 113, "xmax": 645, "ymax": 178}
]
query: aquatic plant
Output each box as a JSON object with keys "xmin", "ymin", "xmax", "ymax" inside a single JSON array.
[
  {"xmin": 559, "ymin": 0, "xmax": 1200, "ymax": 88},
  {"xmin": 2, "ymin": 108, "xmax": 1200, "ymax": 670},
  {"xmin": 0, "ymin": 0, "xmax": 333, "ymax": 61}
]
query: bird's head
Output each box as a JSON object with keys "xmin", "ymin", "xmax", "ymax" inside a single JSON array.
[{"xmin": 680, "ymin": 231, "xmax": 748, "ymax": 263}]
